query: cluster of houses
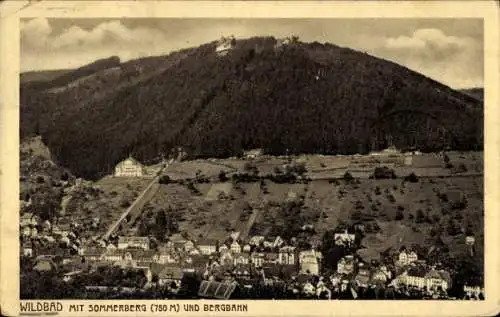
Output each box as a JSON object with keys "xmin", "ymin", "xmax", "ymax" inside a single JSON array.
[
  {"xmin": 22, "ymin": 221, "xmax": 483, "ymax": 299},
  {"xmin": 20, "ymin": 212, "xmax": 100, "ymax": 258}
]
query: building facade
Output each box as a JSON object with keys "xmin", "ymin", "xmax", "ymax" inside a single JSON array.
[{"xmin": 114, "ymin": 156, "xmax": 145, "ymax": 177}]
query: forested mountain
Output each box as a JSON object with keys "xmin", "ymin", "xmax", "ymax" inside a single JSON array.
[{"xmin": 20, "ymin": 36, "xmax": 483, "ymax": 180}]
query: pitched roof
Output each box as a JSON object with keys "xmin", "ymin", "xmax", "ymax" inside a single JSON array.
[
  {"xmin": 158, "ymin": 266, "xmax": 184, "ymax": 280},
  {"xmin": 198, "ymin": 280, "xmax": 238, "ymax": 299},
  {"xmin": 118, "ymin": 236, "xmax": 149, "ymax": 243},
  {"xmin": 197, "ymin": 239, "xmax": 217, "ymax": 245},
  {"xmin": 116, "ymin": 156, "xmax": 143, "ymax": 167},
  {"xmin": 264, "ymin": 252, "xmax": 279, "ymax": 261},
  {"xmin": 21, "ymin": 212, "xmax": 34, "ymax": 220},
  {"xmin": 109, "ymin": 248, "xmax": 155, "ymax": 259},
  {"xmin": 82, "ymin": 248, "xmax": 107, "ymax": 256},
  {"xmin": 407, "ymin": 266, "xmax": 427, "ymax": 278}
]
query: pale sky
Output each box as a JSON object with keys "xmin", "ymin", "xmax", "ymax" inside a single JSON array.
[{"xmin": 20, "ymin": 18, "xmax": 484, "ymax": 89}]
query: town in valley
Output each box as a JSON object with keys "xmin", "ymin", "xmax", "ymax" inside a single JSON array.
[
  {"xmin": 19, "ymin": 19, "xmax": 485, "ymax": 301},
  {"xmin": 20, "ymin": 140, "xmax": 484, "ymax": 300}
]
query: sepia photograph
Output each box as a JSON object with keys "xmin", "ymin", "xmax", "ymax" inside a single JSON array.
[
  {"xmin": 18, "ymin": 16, "xmax": 485, "ymax": 301},
  {"xmin": 1, "ymin": 1, "xmax": 498, "ymax": 316}
]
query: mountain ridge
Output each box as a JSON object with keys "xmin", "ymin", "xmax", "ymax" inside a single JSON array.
[{"xmin": 20, "ymin": 36, "xmax": 483, "ymax": 180}]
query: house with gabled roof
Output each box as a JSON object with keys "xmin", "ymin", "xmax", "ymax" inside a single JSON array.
[
  {"xmin": 279, "ymin": 245, "xmax": 296, "ymax": 265},
  {"xmin": 397, "ymin": 249, "xmax": 418, "ymax": 266},
  {"xmin": 198, "ymin": 239, "xmax": 217, "ymax": 255},
  {"xmin": 20, "ymin": 212, "xmax": 37, "ymax": 227},
  {"xmin": 299, "ymin": 250, "xmax": 322, "ymax": 275},
  {"xmin": 425, "ymin": 269, "xmax": 451, "ymax": 292},
  {"xmin": 396, "ymin": 266, "xmax": 427, "ymax": 289},
  {"xmin": 230, "ymin": 241, "xmax": 241, "ymax": 254},
  {"xmin": 249, "ymin": 235, "xmax": 265, "ymax": 246},
  {"xmin": 334, "ymin": 229, "xmax": 356, "ymax": 247},
  {"xmin": 232, "ymin": 263, "xmax": 252, "ymax": 280},
  {"xmin": 243, "ymin": 148, "xmax": 263, "ymax": 160},
  {"xmin": 22, "ymin": 241, "xmax": 33, "ymax": 257},
  {"xmin": 233, "ymin": 253, "xmax": 250, "ymax": 266},
  {"xmin": 218, "ymin": 243, "xmax": 229, "ymax": 254},
  {"xmin": 250, "ymin": 252, "xmax": 265, "ymax": 268},
  {"xmin": 82, "ymin": 247, "xmax": 107, "ymax": 262},
  {"xmin": 220, "ymin": 251, "xmax": 234, "ymax": 266},
  {"xmin": 337, "ymin": 255, "xmax": 355, "ymax": 275}
]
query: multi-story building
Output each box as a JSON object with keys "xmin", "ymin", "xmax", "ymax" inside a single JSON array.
[
  {"xmin": 117, "ymin": 236, "xmax": 150, "ymax": 250},
  {"xmin": 230, "ymin": 241, "xmax": 241, "ymax": 254},
  {"xmin": 299, "ymin": 249, "xmax": 322, "ymax": 275},
  {"xmin": 397, "ymin": 250, "xmax": 418, "ymax": 266},
  {"xmin": 114, "ymin": 156, "xmax": 145, "ymax": 177},
  {"xmin": 197, "ymin": 239, "xmax": 217, "ymax": 255},
  {"xmin": 334, "ymin": 229, "xmax": 356, "ymax": 247},
  {"xmin": 337, "ymin": 255, "xmax": 355, "ymax": 275},
  {"xmin": 279, "ymin": 246, "xmax": 296, "ymax": 265}
]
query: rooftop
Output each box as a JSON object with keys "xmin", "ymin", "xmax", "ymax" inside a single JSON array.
[{"xmin": 198, "ymin": 280, "xmax": 238, "ymax": 299}]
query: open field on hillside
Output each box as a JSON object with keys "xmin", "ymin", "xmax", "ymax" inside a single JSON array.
[
  {"xmin": 117, "ymin": 152, "xmax": 483, "ymax": 264},
  {"xmin": 164, "ymin": 160, "xmax": 235, "ymax": 180},
  {"xmin": 157, "ymin": 151, "xmax": 483, "ymax": 182}
]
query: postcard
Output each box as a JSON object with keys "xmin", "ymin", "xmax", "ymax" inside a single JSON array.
[{"xmin": 1, "ymin": 1, "xmax": 499, "ymax": 316}]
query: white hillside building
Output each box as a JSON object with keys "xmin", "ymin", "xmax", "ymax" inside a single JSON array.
[
  {"xmin": 216, "ymin": 36, "xmax": 235, "ymax": 56},
  {"xmin": 114, "ymin": 156, "xmax": 145, "ymax": 177}
]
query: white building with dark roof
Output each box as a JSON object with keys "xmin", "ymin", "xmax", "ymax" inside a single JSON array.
[
  {"xmin": 117, "ymin": 236, "xmax": 150, "ymax": 250},
  {"xmin": 114, "ymin": 156, "xmax": 145, "ymax": 177}
]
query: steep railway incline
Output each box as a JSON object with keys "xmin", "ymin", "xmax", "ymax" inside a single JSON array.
[{"xmin": 101, "ymin": 159, "xmax": 173, "ymax": 240}]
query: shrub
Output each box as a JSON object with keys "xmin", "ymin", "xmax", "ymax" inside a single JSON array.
[
  {"xmin": 159, "ymin": 175, "xmax": 171, "ymax": 184},
  {"xmin": 443, "ymin": 153, "xmax": 450, "ymax": 164},
  {"xmin": 36, "ymin": 176, "xmax": 45, "ymax": 184},
  {"xmin": 395, "ymin": 209, "xmax": 404, "ymax": 220},
  {"xmin": 343, "ymin": 171, "xmax": 354, "ymax": 182},
  {"xmin": 437, "ymin": 192, "xmax": 448, "ymax": 202},
  {"xmin": 120, "ymin": 198, "xmax": 131, "ymax": 208},
  {"xmin": 387, "ymin": 194, "xmax": 396, "ymax": 203},
  {"xmin": 415, "ymin": 209, "xmax": 425, "ymax": 223},
  {"xmin": 60, "ymin": 172, "xmax": 70, "ymax": 181},
  {"xmin": 404, "ymin": 172, "xmax": 419, "ymax": 183},
  {"xmin": 218, "ymin": 170, "xmax": 229, "ymax": 182},
  {"xmin": 374, "ymin": 186, "xmax": 381, "ymax": 195},
  {"xmin": 372, "ymin": 166, "xmax": 397, "ymax": 179},
  {"xmin": 456, "ymin": 163, "xmax": 468, "ymax": 173}
]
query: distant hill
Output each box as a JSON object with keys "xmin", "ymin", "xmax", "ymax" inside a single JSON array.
[
  {"xmin": 20, "ymin": 36, "xmax": 483, "ymax": 180},
  {"xmin": 20, "ymin": 69, "xmax": 74, "ymax": 84},
  {"xmin": 21, "ymin": 56, "xmax": 121, "ymax": 91},
  {"xmin": 459, "ymin": 88, "xmax": 483, "ymax": 101}
]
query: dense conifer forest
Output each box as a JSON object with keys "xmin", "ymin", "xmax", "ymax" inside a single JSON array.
[{"xmin": 20, "ymin": 36, "xmax": 482, "ymax": 180}]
